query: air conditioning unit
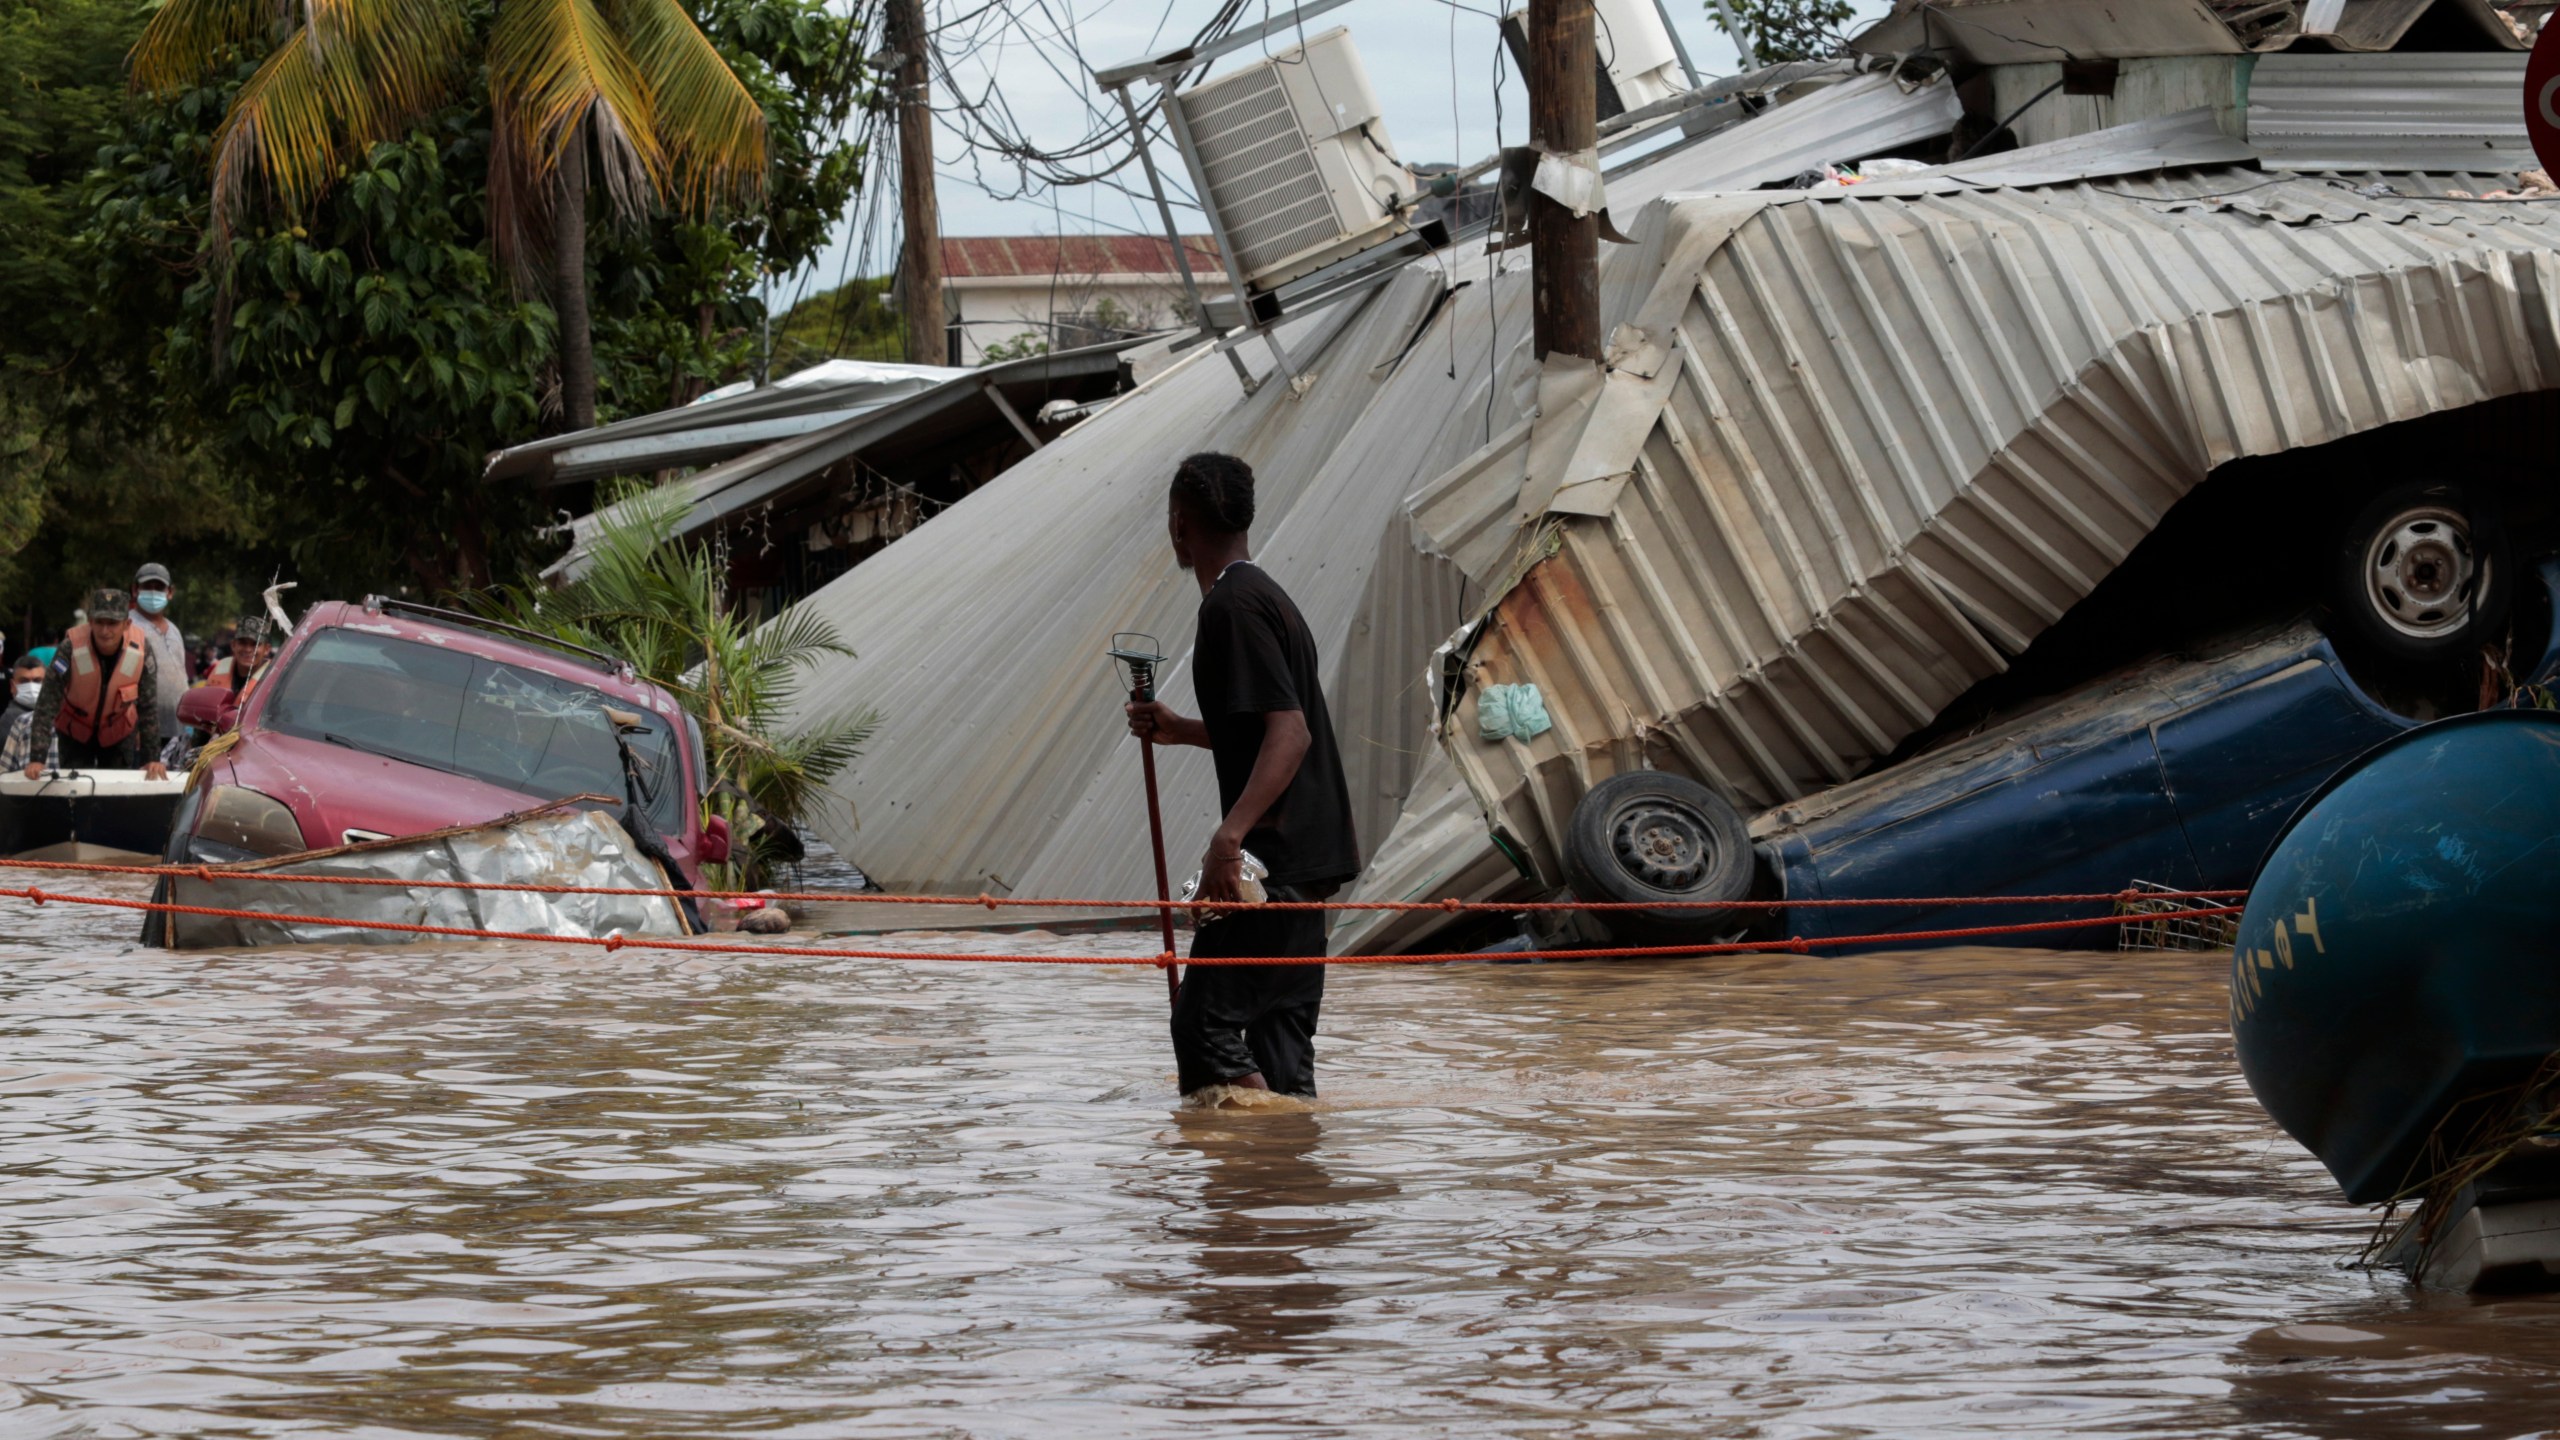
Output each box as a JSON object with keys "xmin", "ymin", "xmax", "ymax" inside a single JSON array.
[
  {"xmin": 1173, "ymin": 27, "xmax": 1416, "ymax": 293},
  {"xmin": 1597, "ymin": 0, "xmax": 1686, "ymax": 113},
  {"xmin": 1501, "ymin": 0, "xmax": 1689, "ymax": 120}
]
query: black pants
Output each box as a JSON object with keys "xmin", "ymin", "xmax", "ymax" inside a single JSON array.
[
  {"xmin": 57, "ymin": 736, "xmax": 143, "ymax": 770},
  {"xmin": 1172, "ymin": 884, "xmax": 1330, "ymax": 1098}
]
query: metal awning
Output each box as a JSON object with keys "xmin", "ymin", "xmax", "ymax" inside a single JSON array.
[
  {"xmin": 486, "ymin": 359, "xmax": 966, "ymax": 489},
  {"xmin": 540, "ymin": 341, "xmax": 1140, "ymax": 581}
]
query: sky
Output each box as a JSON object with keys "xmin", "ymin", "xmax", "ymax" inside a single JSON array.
[{"xmin": 782, "ymin": 0, "xmax": 1894, "ymax": 312}]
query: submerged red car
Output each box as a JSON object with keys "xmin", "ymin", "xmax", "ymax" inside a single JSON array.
[{"xmin": 169, "ymin": 599, "xmax": 713, "ymax": 882}]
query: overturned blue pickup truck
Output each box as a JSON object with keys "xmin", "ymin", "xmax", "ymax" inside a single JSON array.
[{"xmin": 1482, "ymin": 559, "xmax": 2560, "ymax": 956}]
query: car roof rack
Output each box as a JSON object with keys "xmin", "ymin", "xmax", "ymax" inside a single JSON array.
[{"xmin": 360, "ymin": 597, "xmax": 632, "ymax": 678}]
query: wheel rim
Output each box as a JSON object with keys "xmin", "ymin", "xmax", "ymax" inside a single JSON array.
[
  {"xmin": 2362, "ymin": 503, "xmax": 2481, "ymax": 642},
  {"xmin": 1607, "ymin": 797, "xmax": 1719, "ymax": 893}
]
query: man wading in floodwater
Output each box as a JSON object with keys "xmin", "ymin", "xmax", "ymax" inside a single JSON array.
[{"xmin": 1126, "ymin": 453, "xmax": 1360, "ymax": 1103}]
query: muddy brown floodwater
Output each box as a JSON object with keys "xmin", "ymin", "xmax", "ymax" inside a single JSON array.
[{"xmin": 2, "ymin": 876, "xmax": 2557, "ymax": 1438}]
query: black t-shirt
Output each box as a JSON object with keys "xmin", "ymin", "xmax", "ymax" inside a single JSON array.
[{"xmin": 1191, "ymin": 562, "xmax": 1360, "ymax": 887}]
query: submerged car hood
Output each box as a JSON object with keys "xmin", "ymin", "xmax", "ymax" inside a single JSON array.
[{"xmin": 215, "ymin": 726, "xmax": 611, "ymax": 849}]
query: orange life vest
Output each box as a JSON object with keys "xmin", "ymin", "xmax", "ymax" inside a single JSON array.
[
  {"xmin": 59, "ymin": 624, "xmax": 146, "ymax": 748},
  {"xmin": 207, "ymin": 655, "xmax": 263, "ymax": 696}
]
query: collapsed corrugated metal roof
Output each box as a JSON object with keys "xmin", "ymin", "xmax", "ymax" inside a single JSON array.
[
  {"xmin": 766, "ymin": 66, "xmax": 1973, "ymax": 902},
  {"xmin": 745, "ymin": 41, "xmax": 2560, "ymax": 954},
  {"xmin": 1396, "ymin": 173, "xmax": 2560, "ymax": 944},
  {"xmin": 1339, "ymin": 165, "xmax": 2560, "ymax": 952}
]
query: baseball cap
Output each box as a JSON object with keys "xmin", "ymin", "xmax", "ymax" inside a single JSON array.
[
  {"xmin": 87, "ymin": 587, "xmax": 132, "ymax": 622},
  {"xmin": 133, "ymin": 562, "xmax": 172, "ymax": 590}
]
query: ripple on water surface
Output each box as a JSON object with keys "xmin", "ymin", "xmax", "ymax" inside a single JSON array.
[{"xmin": 0, "ymin": 875, "xmax": 2553, "ymax": 1437}]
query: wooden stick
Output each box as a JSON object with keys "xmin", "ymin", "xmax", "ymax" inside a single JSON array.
[{"xmin": 1137, "ymin": 732, "xmax": 1179, "ymax": 1004}]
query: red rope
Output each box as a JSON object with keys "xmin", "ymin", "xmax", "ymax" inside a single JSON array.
[
  {"xmin": 0, "ymin": 854, "xmax": 2243, "ymax": 916},
  {"xmin": 7, "ymin": 881, "xmax": 2238, "ymax": 965}
]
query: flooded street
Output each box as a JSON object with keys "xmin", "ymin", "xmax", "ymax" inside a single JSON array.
[{"xmin": 2, "ymin": 878, "xmax": 2556, "ymax": 1438}]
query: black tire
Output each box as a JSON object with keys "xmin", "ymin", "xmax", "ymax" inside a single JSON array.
[
  {"xmin": 2330, "ymin": 480, "xmax": 2510, "ymax": 664},
  {"xmin": 1560, "ymin": 770, "xmax": 1755, "ymax": 944}
]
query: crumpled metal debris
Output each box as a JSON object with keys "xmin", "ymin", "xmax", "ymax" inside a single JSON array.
[{"xmin": 159, "ymin": 805, "xmax": 688, "ymax": 949}]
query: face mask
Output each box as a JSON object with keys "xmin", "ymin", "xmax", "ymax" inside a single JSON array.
[
  {"xmin": 137, "ymin": 591, "xmax": 169, "ymax": 616},
  {"xmin": 13, "ymin": 683, "xmax": 39, "ymax": 708}
]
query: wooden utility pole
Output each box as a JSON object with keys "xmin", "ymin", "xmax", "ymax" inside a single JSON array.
[
  {"xmin": 1525, "ymin": 0, "xmax": 1600, "ymax": 361},
  {"xmin": 888, "ymin": 0, "xmax": 945, "ymax": 365}
]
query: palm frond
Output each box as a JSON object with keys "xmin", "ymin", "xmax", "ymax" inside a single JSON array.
[
  {"xmin": 614, "ymin": 0, "xmax": 769, "ymax": 213},
  {"xmin": 489, "ymin": 0, "xmax": 668, "ymax": 221},
  {"xmin": 207, "ymin": 30, "xmax": 345, "ymax": 244},
  {"xmin": 301, "ymin": 0, "xmax": 468, "ymax": 158},
  {"xmin": 130, "ymin": 0, "xmax": 272, "ymax": 95},
  {"xmin": 190, "ymin": 1, "xmax": 466, "ymax": 255}
]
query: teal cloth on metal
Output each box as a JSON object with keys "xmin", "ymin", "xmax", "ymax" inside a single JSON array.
[{"xmin": 1477, "ymin": 683, "xmax": 1553, "ymax": 742}]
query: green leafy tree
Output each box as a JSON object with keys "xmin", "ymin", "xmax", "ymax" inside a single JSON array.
[
  {"xmin": 129, "ymin": 0, "xmax": 775, "ymax": 433},
  {"xmin": 978, "ymin": 330, "xmax": 1050, "ymax": 366},
  {"xmin": 85, "ymin": 78, "xmax": 557, "ymax": 594},
  {"xmin": 472, "ymin": 482, "xmax": 875, "ymax": 888},
  {"xmin": 0, "ymin": 0, "xmax": 260, "ymax": 633},
  {"xmin": 66, "ymin": 0, "xmax": 862, "ymax": 599},
  {"xmin": 1710, "ymin": 0, "xmax": 1856, "ymax": 64}
]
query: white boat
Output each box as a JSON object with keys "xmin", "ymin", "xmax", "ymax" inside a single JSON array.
[{"xmin": 0, "ymin": 770, "xmax": 188, "ymax": 861}]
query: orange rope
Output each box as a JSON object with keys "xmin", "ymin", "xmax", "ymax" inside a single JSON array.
[
  {"xmin": 0, "ymin": 855, "xmax": 2243, "ymax": 916},
  {"xmin": 7, "ymin": 881, "xmax": 2239, "ymax": 965}
]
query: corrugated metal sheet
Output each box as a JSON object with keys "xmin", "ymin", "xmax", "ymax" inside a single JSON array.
[
  {"xmin": 1812, "ymin": 108, "xmax": 2254, "ymax": 194},
  {"xmin": 1627, "ymin": 71, "xmax": 1964, "ymax": 197},
  {"xmin": 774, "ymin": 264, "xmax": 1536, "ymax": 901},
  {"xmin": 2248, "ymin": 53, "xmax": 2537, "ymax": 171},
  {"xmin": 1851, "ymin": 0, "xmax": 2528, "ymax": 63},
  {"xmin": 1426, "ymin": 172, "xmax": 2560, "ymax": 898}
]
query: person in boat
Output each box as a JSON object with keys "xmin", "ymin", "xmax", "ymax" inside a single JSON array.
[
  {"xmin": 128, "ymin": 563, "xmax": 190, "ymax": 743},
  {"xmin": 1, "ymin": 653, "xmax": 57, "ymax": 775},
  {"xmin": 196, "ymin": 617, "xmax": 272, "ymax": 698},
  {"xmin": 22, "ymin": 589, "xmax": 168, "ymax": 781},
  {"xmin": 1124, "ymin": 452, "xmax": 1360, "ymax": 1103}
]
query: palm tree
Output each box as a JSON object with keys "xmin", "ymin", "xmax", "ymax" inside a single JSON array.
[
  {"xmin": 473, "ymin": 482, "xmax": 877, "ymax": 889},
  {"xmin": 129, "ymin": 0, "xmax": 768, "ymax": 431}
]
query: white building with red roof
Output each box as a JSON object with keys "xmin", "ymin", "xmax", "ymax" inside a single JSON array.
[{"xmin": 923, "ymin": 233, "xmax": 1225, "ymax": 365}]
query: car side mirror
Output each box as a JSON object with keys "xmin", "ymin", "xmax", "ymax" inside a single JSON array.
[
  {"xmin": 178, "ymin": 686, "xmax": 237, "ymax": 734},
  {"xmin": 700, "ymin": 814, "xmax": 732, "ymax": 864}
]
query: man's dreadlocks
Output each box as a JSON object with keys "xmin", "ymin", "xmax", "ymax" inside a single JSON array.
[{"xmin": 1171, "ymin": 452, "xmax": 1256, "ymax": 536}]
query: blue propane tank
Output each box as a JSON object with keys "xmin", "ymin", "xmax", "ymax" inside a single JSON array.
[{"xmin": 2232, "ymin": 708, "xmax": 2560, "ymax": 1205}]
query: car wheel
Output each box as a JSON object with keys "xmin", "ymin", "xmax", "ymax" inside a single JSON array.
[
  {"xmin": 2331, "ymin": 481, "xmax": 2509, "ymax": 663},
  {"xmin": 1561, "ymin": 770, "xmax": 1755, "ymax": 945}
]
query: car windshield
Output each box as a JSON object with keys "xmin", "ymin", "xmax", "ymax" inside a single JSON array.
[{"xmin": 262, "ymin": 627, "xmax": 686, "ymax": 834}]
